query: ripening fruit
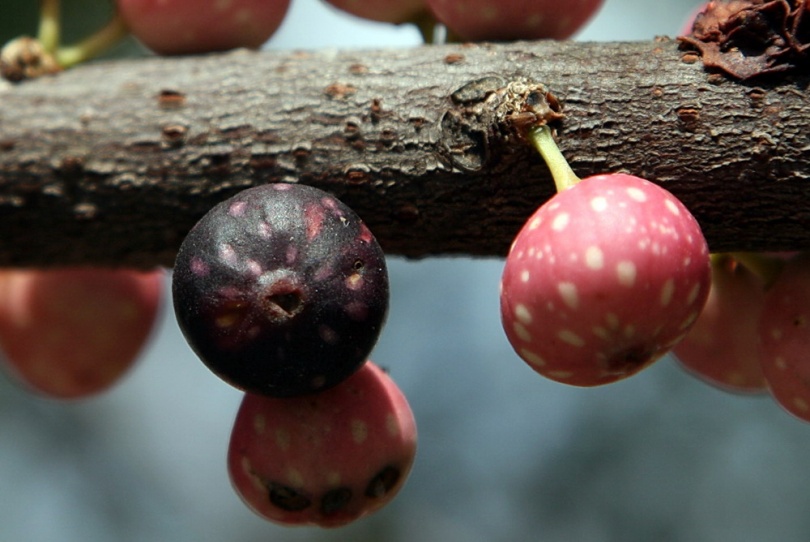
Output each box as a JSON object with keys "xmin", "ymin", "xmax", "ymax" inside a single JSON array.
[
  {"xmin": 500, "ymin": 173, "xmax": 711, "ymax": 386},
  {"xmin": 228, "ymin": 361, "xmax": 417, "ymax": 527},
  {"xmin": 0, "ymin": 268, "xmax": 163, "ymax": 399},
  {"xmin": 426, "ymin": 0, "xmax": 604, "ymax": 41},
  {"xmin": 172, "ymin": 183, "xmax": 389, "ymax": 397},
  {"xmin": 758, "ymin": 253, "xmax": 810, "ymax": 422},
  {"xmin": 673, "ymin": 254, "xmax": 767, "ymax": 394},
  {"xmin": 323, "ymin": 0, "xmax": 428, "ymax": 24},
  {"xmin": 116, "ymin": 0, "xmax": 291, "ymax": 55}
]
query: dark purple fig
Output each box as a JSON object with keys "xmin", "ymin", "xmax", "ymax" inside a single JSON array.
[{"xmin": 172, "ymin": 183, "xmax": 389, "ymax": 397}]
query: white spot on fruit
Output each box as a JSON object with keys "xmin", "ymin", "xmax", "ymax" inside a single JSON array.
[
  {"xmin": 521, "ymin": 269, "xmax": 531, "ymax": 283},
  {"xmin": 385, "ymin": 413, "xmax": 400, "ymax": 437},
  {"xmin": 514, "ymin": 322, "xmax": 532, "ymax": 342},
  {"xmin": 190, "ymin": 257, "xmax": 209, "ymax": 277},
  {"xmin": 528, "ymin": 216, "xmax": 542, "ymax": 230},
  {"xmin": 590, "ymin": 196, "xmax": 609, "ymax": 212},
  {"xmin": 592, "ymin": 326, "xmax": 610, "ymax": 340},
  {"xmin": 515, "ymin": 304, "xmax": 533, "ymax": 325},
  {"xmin": 585, "ymin": 246, "xmax": 604, "ymax": 270},
  {"xmin": 258, "ymin": 221, "xmax": 272, "ymax": 239},
  {"xmin": 660, "ymin": 278, "xmax": 675, "ymax": 306},
  {"xmin": 520, "ymin": 348, "xmax": 546, "ymax": 367},
  {"xmin": 286, "ymin": 467, "xmax": 305, "ymax": 487},
  {"xmin": 525, "ymin": 12, "xmax": 545, "ymax": 28},
  {"xmin": 233, "ymin": 8, "xmax": 251, "ymax": 24},
  {"xmin": 558, "ymin": 329, "xmax": 585, "ymax": 347},
  {"xmin": 346, "ymin": 273, "xmax": 364, "ymax": 291},
  {"xmin": 275, "ymin": 428, "xmax": 291, "ymax": 451},
  {"xmin": 686, "ymin": 283, "xmax": 701, "ymax": 305},
  {"xmin": 253, "ymin": 414, "xmax": 266, "ymax": 435},
  {"xmin": 246, "ymin": 259, "xmax": 263, "ymax": 276},
  {"xmin": 558, "ymin": 282, "xmax": 579, "ymax": 310},
  {"xmin": 319, "ymin": 325, "xmax": 340, "ymax": 344},
  {"xmin": 793, "ymin": 397, "xmax": 809, "ymax": 412},
  {"xmin": 774, "ymin": 356, "xmax": 787, "ymax": 370},
  {"xmin": 228, "ymin": 200, "xmax": 247, "ymax": 217},
  {"xmin": 286, "ymin": 245, "xmax": 298, "ymax": 265},
  {"xmin": 220, "ymin": 244, "xmax": 238, "ymax": 266},
  {"xmin": 616, "ymin": 261, "xmax": 637, "ymax": 287},
  {"xmin": 665, "ymin": 198, "xmax": 681, "ymax": 215},
  {"xmin": 552, "ymin": 212, "xmax": 570, "ymax": 231},
  {"xmin": 351, "ymin": 419, "xmax": 368, "ymax": 444},
  {"xmin": 345, "ymin": 301, "xmax": 369, "ymax": 321},
  {"xmin": 626, "ymin": 187, "xmax": 647, "ymax": 202}
]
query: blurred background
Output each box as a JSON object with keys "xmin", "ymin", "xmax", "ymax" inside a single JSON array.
[{"xmin": 4, "ymin": 0, "xmax": 810, "ymax": 541}]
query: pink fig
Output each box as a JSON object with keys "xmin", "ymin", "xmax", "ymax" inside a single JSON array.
[
  {"xmin": 500, "ymin": 126, "xmax": 711, "ymax": 386},
  {"xmin": 116, "ymin": 0, "xmax": 291, "ymax": 55},
  {"xmin": 673, "ymin": 254, "xmax": 768, "ymax": 394},
  {"xmin": 758, "ymin": 252, "xmax": 810, "ymax": 423},
  {"xmin": 0, "ymin": 268, "xmax": 163, "ymax": 399},
  {"xmin": 324, "ymin": 0, "xmax": 428, "ymax": 24},
  {"xmin": 228, "ymin": 361, "xmax": 417, "ymax": 527},
  {"xmin": 426, "ymin": 0, "xmax": 604, "ymax": 41}
]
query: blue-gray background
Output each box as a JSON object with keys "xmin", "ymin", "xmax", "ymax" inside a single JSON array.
[{"xmin": 4, "ymin": 1, "xmax": 810, "ymax": 541}]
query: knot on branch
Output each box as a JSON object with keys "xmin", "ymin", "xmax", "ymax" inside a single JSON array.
[
  {"xmin": 0, "ymin": 37, "xmax": 62, "ymax": 82},
  {"xmin": 438, "ymin": 77, "xmax": 563, "ymax": 172},
  {"xmin": 678, "ymin": 0, "xmax": 810, "ymax": 80}
]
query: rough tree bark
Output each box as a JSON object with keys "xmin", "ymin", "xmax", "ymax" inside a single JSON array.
[{"xmin": 1, "ymin": 38, "xmax": 809, "ymax": 268}]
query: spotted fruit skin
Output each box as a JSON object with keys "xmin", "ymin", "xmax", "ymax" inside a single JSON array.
[
  {"xmin": 673, "ymin": 255, "xmax": 767, "ymax": 394},
  {"xmin": 758, "ymin": 253, "xmax": 810, "ymax": 422},
  {"xmin": 228, "ymin": 361, "xmax": 417, "ymax": 528},
  {"xmin": 116, "ymin": 0, "xmax": 291, "ymax": 55},
  {"xmin": 426, "ymin": 0, "xmax": 604, "ymax": 41},
  {"xmin": 172, "ymin": 183, "xmax": 389, "ymax": 397},
  {"xmin": 0, "ymin": 268, "xmax": 163, "ymax": 399},
  {"xmin": 324, "ymin": 0, "xmax": 427, "ymax": 23},
  {"xmin": 500, "ymin": 174, "xmax": 711, "ymax": 386}
]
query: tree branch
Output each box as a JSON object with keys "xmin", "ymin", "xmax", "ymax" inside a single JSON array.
[{"xmin": 1, "ymin": 38, "xmax": 809, "ymax": 268}]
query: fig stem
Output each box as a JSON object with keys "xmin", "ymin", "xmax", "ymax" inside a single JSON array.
[
  {"xmin": 55, "ymin": 13, "xmax": 128, "ymax": 68},
  {"xmin": 729, "ymin": 251, "xmax": 785, "ymax": 289},
  {"xmin": 409, "ymin": 9, "xmax": 439, "ymax": 44},
  {"xmin": 38, "ymin": 0, "xmax": 61, "ymax": 53},
  {"xmin": 528, "ymin": 124, "xmax": 581, "ymax": 192}
]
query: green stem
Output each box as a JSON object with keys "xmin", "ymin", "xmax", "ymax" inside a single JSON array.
[
  {"xmin": 729, "ymin": 251, "xmax": 786, "ymax": 289},
  {"xmin": 527, "ymin": 124, "xmax": 581, "ymax": 192},
  {"xmin": 55, "ymin": 13, "xmax": 128, "ymax": 68},
  {"xmin": 408, "ymin": 9, "xmax": 439, "ymax": 45},
  {"xmin": 37, "ymin": 0, "xmax": 61, "ymax": 53}
]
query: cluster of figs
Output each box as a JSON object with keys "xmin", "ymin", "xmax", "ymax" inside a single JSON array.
[
  {"xmin": 500, "ymin": 123, "xmax": 810, "ymax": 425},
  {"xmin": 172, "ymin": 183, "xmax": 416, "ymax": 527},
  {"xmin": 173, "ymin": 124, "xmax": 810, "ymax": 529}
]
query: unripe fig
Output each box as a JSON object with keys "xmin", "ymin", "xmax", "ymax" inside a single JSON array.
[
  {"xmin": 501, "ymin": 173, "xmax": 711, "ymax": 386},
  {"xmin": 0, "ymin": 268, "xmax": 163, "ymax": 399},
  {"xmin": 324, "ymin": 0, "xmax": 428, "ymax": 24},
  {"xmin": 172, "ymin": 183, "xmax": 389, "ymax": 397},
  {"xmin": 673, "ymin": 254, "xmax": 767, "ymax": 394},
  {"xmin": 758, "ymin": 253, "xmax": 810, "ymax": 423},
  {"xmin": 228, "ymin": 361, "xmax": 417, "ymax": 527},
  {"xmin": 426, "ymin": 0, "xmax": 604, "ymax": 41},
  {"xmin": 116, "ymin": 0, "xmax": 291, "ymax": 55}
]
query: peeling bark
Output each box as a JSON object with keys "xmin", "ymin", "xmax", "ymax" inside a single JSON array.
[{"xmin": 1, "ymin": 38, "xmax": 809, "ymax": 268}]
